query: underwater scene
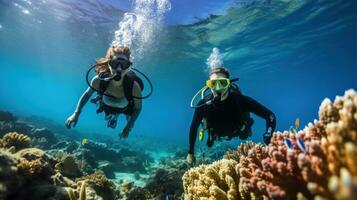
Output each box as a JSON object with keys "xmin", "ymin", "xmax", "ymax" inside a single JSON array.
[{"xmin": 1, "ymin": 0, "xmax": 357, "ymax": 199}]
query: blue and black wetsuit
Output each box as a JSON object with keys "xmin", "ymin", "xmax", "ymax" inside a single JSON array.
[{"xmin": 188, "ymin": 89, "xmax": 276, "ymax": 154}]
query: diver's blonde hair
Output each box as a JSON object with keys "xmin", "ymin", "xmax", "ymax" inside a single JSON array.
[{"xmin": 95, "ymin": 46, "xmax": 131, "ymax": 73}]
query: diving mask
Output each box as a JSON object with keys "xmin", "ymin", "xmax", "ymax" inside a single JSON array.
[
  {"xmin": 206, "ymin": 78, "xmax": 231, "ymax": 90},
  {"xmin": 109, "ymin": 54, "xmax": 132, "ymax": 71}
]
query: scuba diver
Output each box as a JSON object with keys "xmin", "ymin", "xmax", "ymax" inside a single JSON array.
[
  {"xmin": 65, "ymin": 46, "xmax": 150, "ymax": 138},
  {"xmin": 187, "ymin": 67, "xmax": 276, "ymax": 164}
]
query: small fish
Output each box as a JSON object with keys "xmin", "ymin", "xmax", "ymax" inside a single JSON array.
[
  {"xmin": 284, "ymin": 138, "xmax": 293, "ymax": 150},
  {"xmin": 289, "ymin": 126, "xmax": 296, "ymax": 133},
  {"xmin": 198, "ymin": 128, "xmax": 204, "ymax": 141},
  {"xmin": 166, "ymin": 194, "xmax": 173, "ymax": 200},
  {"xmin": 297, "ymin": 138, "xmax": 307, "ymax": 153},
  {"xmin": 82, "ymin": 138, "xmax": 88, "ymax": 145},
  {"xmin": 295, "ymin": 118, "xmax": 300, "ymax": 130}
]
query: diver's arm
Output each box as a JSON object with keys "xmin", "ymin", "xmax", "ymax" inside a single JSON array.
[
  {"xmin": 188, "ymin": 107, "xmax": 204, "ymax": 154},
  {"xmin": 240, "ymin": 95, "xmax": 276, "ymax": 143},
  {"xmin": 126, "ymin": 82, "xmax": 142, "ymax": 129},
  {"xmin": 74, "ymin": 87, "xmax": 95, "ymax": 114},
  {"xmin": 74, "ymin": 76, "xmax": 99, "ymax": 115},
  {"xmin": 66, "ymin": 76, "xmax": 99, "ymax": 128}
]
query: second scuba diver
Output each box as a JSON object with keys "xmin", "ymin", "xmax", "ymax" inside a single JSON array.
[
  {"xmin": 65, "ymin": 46, "xmax": 143, "ymax": 138},
  {"xmin": 187, "ymin": 67, "xmax": 276, "ymax": 164}
]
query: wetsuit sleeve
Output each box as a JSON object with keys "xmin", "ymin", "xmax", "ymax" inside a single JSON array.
[
  {"xmin": 240, "ymin": 95, "xmax": 276, "ymax": 135},
  {"xmin": 188, "ymin": 106, "xmax": 204, "ymax": 154}
]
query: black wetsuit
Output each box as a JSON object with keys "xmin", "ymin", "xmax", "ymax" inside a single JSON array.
[{"xmin": 188, "ymin": 89, "xmax": 276, "ymax": 154}]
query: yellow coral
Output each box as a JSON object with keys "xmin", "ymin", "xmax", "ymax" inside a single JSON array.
[
  {"xmin": 183, "ymin": 159, "xmax": 239, "ymax": 200},
  {"xmin": 65, "ymin": 181, "xmax": 87, "ymax": 200},
  {"xmin": 224, "ymin": 141, "xmax": 257, "ymax": 162},
  {"xmin": 0, "ymin": 132, "xmax": 30, "ymax": 151}
]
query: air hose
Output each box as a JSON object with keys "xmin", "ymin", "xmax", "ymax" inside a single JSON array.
[{"xmin": 85, "ymin": 64, "xmax": 153, "ymax": 99}]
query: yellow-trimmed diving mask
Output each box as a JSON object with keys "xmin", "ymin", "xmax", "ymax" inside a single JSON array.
[{"xmin": 206, "ymin": 78, "xmax": 231, "ymax": 90}]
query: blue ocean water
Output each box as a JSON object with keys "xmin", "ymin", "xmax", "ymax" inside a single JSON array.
[{"xmin": 0, "ymin": 0, "xmax": 356, "ymax": 150}]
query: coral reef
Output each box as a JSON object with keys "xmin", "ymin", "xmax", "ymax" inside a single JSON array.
[
  {"xmin": 117, "ymin": 180, "xmax": 148, "ymax": 200},
  {"xmin": 145, "ymin": 167, "xmax": 185, "ymax": 199},
  {"xmin": 76, "ymin": 171, "xmax": 117, "ymax": 200},
  {"xmin": 116, "ymin": 155, "xmax": 190, "ymax": 199},
  {"xmin": 30, "ymin": 128, "xmax": 59, "ymax": 149},
  {"xmin": 0, "ymin": 132, "xmax": 31, "ymax": 152},
  {"xmin": 0, "ymin": 150, "xmax": 22, "ymax": 200},
  {"xmin": 0, "ymin": 117, "xmax": 34, "ymax": 137},
  {"xmin": 223, "ymin": 141, "xmax": 257, "ymax": 162},
  {"xmin": 183, "ymin": 89, "xmax": 357, "ymax": 200},
  {"xmin": 0, "ymin": 114, "xmax": 59, "ymax": 150},
  {"xmin": 55, "ymin": 154, "xmax": 83, "ymax": 178},
  {"xmin": 2, "ymin": 89, "xmax": 354, "ymax": 199},
  {"xmin": 0, "ymin": 112, "xmax": 161, "ymax": 200},
  {"xmin": 183, "ymin": 159, "xmax": 239, "ymax": 200},
  {"xmin": 0, "ymin": 133, "xmax": 113, "ymax": 200},
  {"xmin": 15, "ymin": 147, "xmax": 56, "ymax": 182},
  {"xmin": 0, "ymin": 110, "xmax": 18, "ymax": 123}
]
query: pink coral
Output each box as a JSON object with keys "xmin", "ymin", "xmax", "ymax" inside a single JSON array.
[{"xmin": 183, "ymin": 89, "xmax": 357, "ymax": 200}]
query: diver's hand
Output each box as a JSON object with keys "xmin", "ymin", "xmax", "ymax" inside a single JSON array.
[
  {"xmin": 65, "ymin": 112, "xmax": 79, "ymax": 129},
  {"xmin": 186, "ymin": 153, "xmax": 196, "ymax": 165},
  {"xmin": 263, "ymin": 132, "xmax": 272, "ymax": 145},
  {"xmin": 119, "ymin": 125, "xmax": 132, "ymax": 139}
]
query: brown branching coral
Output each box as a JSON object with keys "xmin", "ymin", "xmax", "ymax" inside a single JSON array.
[
  {"xmin": 183, "ymin": 89, "xmax": 357, "ymax": 200},
  {"xmin": 15, "ymin": 148, "xmax": 55, "ymax": 181},
  {"xmin": 118, "ymin": 180, "xmax": 149, "ymax": 200},
  {"xmin": 55, "ymin": 154, "xmax": 83, "ymax": 178},
  {"xmin": 76, "ymin": 170, "xmax": 116, "ymax": 200},
  {"xmin": 0, "ymin": 130, "xmax": 104, "ymax": 200},
  {"xmin": 0, "ymin": 132, "xmax": 31, "ymax": 151},
  {"xmin": 224, "ymin": 141, "xmax": 257, "ymax": 162},
  {"xmin": 66, "ymin": 181, "xmax": 87, "ymax": 200}
]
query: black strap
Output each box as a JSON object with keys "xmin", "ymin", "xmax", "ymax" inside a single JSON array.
[
  {"xmin": 123, "ymin": 71, "xmax": 144, "ymax": 102},
  {"xmin": 98, "ymin": 72, "xmax": 111, "ymax": 95},
  {"xmin": 97, "ymin": 71, "xmax": 144, "ymax": 101}
]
